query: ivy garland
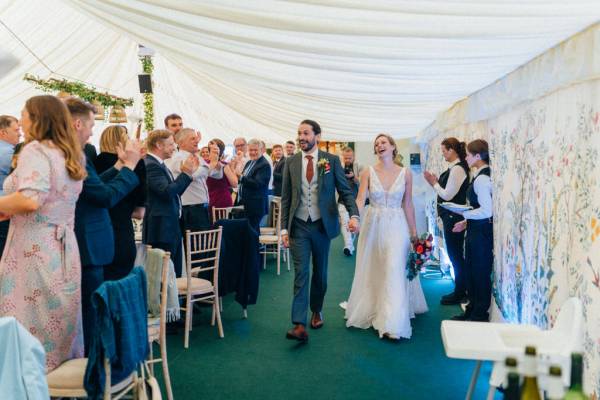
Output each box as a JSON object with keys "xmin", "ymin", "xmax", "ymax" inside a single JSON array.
[
  {"xmin": 140, "ymin": 56, "xmax": 154, "ymax": 131},
  {"xmin": 23, "ymin": 74, "xmax": 134, "ymax": 108}
]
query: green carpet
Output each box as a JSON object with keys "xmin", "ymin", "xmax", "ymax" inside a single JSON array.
[{"xmin": 157, "ymin": 237, "xmax": 497, "ymax": 400}]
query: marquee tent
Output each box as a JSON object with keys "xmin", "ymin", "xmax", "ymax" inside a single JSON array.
[{"xmin": 2, "ymin": 0, "xmax": 600, "ymax": 143}]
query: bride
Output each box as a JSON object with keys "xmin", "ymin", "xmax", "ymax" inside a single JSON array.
[{"xmin": 345, "ymin": 134, "xmax": 428, "ymax": 339}]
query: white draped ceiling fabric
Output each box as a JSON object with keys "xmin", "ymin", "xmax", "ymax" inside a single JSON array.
[{"xmin": 1, "ymin": 1, "xmax": 600, "ymax": 143}]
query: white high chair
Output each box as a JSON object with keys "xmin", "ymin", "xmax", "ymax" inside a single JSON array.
[{"xmin": 441, "ymin": 297, "xmax": 583, "ymax": 400}]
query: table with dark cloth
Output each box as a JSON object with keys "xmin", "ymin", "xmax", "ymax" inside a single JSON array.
[{"xmin": 215, "ymin": 219, "xmax": 260, "ymax": 310}]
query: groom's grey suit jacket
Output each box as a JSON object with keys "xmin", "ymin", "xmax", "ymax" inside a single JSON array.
[{"xmin": 281, "ymin": 150, "xmax": 359, "ymax": 240}]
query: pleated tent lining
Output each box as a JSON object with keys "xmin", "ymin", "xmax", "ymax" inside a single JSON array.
[{"xmin": 1, "ymin": 0, "xmax": 600, "ymax": 142}]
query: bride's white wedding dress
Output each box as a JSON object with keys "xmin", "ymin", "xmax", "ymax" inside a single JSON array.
[{"xmin": 345, "ymin": 166, "xmax": 428, "ymax": 339}]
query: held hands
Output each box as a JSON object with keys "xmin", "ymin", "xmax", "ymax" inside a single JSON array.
[
  {"xmin": 348, "ymin": 217, "xmax": 360, "ymax": 233},
  {"xmin": 452, "ymin": 220, "xmax": 467, "ymax": 233},
  {"xmin": 116, "ymin": 139, "xmax": 143, "ymax": 170},
  {"xmin": 181, "ymin": 154, "xmax": 200, "ymax": 176},
  {"xmin": 423, "ymin": 171, "xmax": 438, "ymax": 186}
]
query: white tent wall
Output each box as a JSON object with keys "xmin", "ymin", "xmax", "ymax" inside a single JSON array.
[
  {"xmin": 419, "ymin": 24, "xmax": 600, "ymax": 395},
  {"xmin": 0, "ymin": 0, "xmax": 290, "ymax": 145}
]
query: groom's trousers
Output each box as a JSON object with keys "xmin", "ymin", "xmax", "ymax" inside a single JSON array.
[{"xmin": 290, "ymin": 217, "xmax": 331, "ymax": 326}]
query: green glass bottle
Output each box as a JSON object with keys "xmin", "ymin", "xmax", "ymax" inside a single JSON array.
[
  {"xmin": 505, "ymin": 357, "xmax": 518, "ymax": 375},
  {"xmin": 565, "ymin": 353, "xmax": 588, "ymax": 400},
  {"xmin": 546, "ymin": 365, "xmax": 565, "ymax": 400},
  {"xmin": 504, "ymin": 372, "xmax": 520, "ymax": 400},
  {"xmin": 520, "ymin": 346, "xmax": 541, "ymax": 400}
]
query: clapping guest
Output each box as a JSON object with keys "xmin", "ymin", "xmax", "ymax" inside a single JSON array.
[
  {"xmin": 95, "ymin": 125, "xmax": 146, "ymax": 281},
  {"xmin": 450, "ymin": 139, "xmax": 493, "ymax": 322},
  {"xmin": 0, "ymin": 115, "xmax": 21, "ymax": 255},
  {"xmin": 228, "ymin": 138, "xmax": 271, "ymax": 232},
  {"xmin": 144, "ymin": 129, "xmax": 199, "ymax": 277},
  {"xmin": 231, "ymin": 137, "xmax": 249, "ymax": 175},
  {"xmin": 0, "ymin": 95, "xmax": 86, "ymax": 371},
  {"xmin": 260, "ymin": 140, "xmax": 274, "ymax": 195},
  {"xmin": 200, "ymin": 146, "xmax": 210, "ymax": 161},
  {"xmin": 271, "ymin": 144, "xmax": 285, "ymax": 197},
  {"xmin": 166, "ymin": 128, "xmax": 222, "ymax": 236},
  {"xmin": 207, "ymin": 138, "xmax": 234, "ymax": 215},
  {"xmin": 424, "ymin": 138, "xmax": 469, "ymax": 306},
  {"xmin": 67, "ymin": 98, "xmax": 141, "ymax": 353}
]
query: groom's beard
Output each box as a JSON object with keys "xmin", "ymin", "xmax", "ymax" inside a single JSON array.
[{"xmin": 299, "ymin": 139, "xmax": 316, "ymax": 152}]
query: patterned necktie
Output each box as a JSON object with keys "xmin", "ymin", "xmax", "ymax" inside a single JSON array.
[{"xmin": 305, "ymin": 155, "xmax": 314, "ymax": 183}]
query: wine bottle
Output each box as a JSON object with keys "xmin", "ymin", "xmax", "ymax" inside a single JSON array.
[
  {"xmin": 505, "ymin": 357, "xmax": 518, "ymax": 375},
  {"xmin": 546, "ymin": 365, "xmax": 565, "ymax": 400},
  {"xmin": 520, "ymin": 346, "xmax": 541, "ymax": 400},
  {"xmin": 565, "ymin": 353, "xmax": 588, "ymax": 399},
  {"xmin": 504, "ymin": 372, "xmax": 520, "ymax": 400}
]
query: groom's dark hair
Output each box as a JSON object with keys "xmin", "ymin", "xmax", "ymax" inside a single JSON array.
[{"xmin": 300, "ymin": 119, "xmax": 321, "ymax": 135}]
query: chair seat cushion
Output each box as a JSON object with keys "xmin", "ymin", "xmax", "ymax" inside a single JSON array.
[
  {"xmin": 259, "ymin": 234, "xmax": 279, "ymax": 243},
  {"xmin": 47, "ymin": 358, "xmax": 87, "ymax": 391},
  {"xmin": 177, "ymin": 277, "xmax": 213, "ymax": 294}
]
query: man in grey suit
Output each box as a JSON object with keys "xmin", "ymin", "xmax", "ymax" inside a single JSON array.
[{"xmin": 281, "ymin": 120, "xmax": 359, "ymax": 342}]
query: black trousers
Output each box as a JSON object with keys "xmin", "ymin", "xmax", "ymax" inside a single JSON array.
[
  {"xmin": 81, "ymin": 264, "xmax": 104, "ymax": 355},
  {"xmin": 0, "ymin": 220, "xmax": 9, "ymax": 257},
  {"xmin": 464, "ymin": 220, "xmax": 494, "ymax": 320},
  {"xmin": 181, "ymin": 204, "xmax": 211, "ymax": 234},
  {"xmin": 441, "ymin": 212, "xmax": 466, "ymax": 296}
]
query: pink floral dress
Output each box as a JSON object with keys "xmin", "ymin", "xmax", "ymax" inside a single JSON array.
[{"xmin": 0, "ymin": 140, "xmax": 84, "ymax": 371}]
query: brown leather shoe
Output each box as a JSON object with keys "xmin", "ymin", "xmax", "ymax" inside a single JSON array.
[
  {"xmin": 286, "ymin": 324, "xmax": 308, "ymax": 342},
  {"xmin": 310, "ymin": 312, "xmax": 324, "ymax": 329}
]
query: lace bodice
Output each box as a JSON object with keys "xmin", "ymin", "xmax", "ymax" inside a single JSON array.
[{"xmin": 368, "ymin": 166, "xmax": 406, "ymax": 209}]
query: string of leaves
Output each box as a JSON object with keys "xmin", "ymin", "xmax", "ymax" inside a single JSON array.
[
  {"xmin": 140, "ymin": 56, "xmax": 154, "ymax": 131},
  {"xmin": 23, "ymin": 74, "xmax": 134, "ymax": 108}
]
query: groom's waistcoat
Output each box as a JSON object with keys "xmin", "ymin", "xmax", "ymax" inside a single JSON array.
[{"xmin": 295, "ymin": 153, "xmax": 321, "ymax": 222}]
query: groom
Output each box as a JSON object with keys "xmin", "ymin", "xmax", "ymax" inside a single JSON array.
[{"xmin": 281, "ymin": 120, "xmax": 359, "ymax": 342}]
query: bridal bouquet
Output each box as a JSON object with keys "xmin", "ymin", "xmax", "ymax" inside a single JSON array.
[{"xmin": 406, "ymin": 233, "xmax": 434, "ymax": 281}]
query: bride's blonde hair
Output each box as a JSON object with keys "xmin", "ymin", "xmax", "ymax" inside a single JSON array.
[{"xmin": 373, "ymin": 133, "xmax": 403, "ymax": 166}]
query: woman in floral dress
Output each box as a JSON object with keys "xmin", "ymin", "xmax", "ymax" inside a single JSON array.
[{"xmin": 0, "ymin": 95, "xmax": 87, "ymax": 371}]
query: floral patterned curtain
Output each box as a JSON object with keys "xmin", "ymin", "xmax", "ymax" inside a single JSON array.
[{"xmin": 422, "ymin": 80, "xmax": 600, "ymax": 395}]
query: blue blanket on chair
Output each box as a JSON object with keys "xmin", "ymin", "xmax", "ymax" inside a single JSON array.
[{"xmin": 84, "ymin": 266, "xmax": 149, "ymax": 399}]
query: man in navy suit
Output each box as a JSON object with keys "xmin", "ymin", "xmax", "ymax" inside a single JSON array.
[
  {"xmin": 66, "ymin": 98, "xmax": 141, "ymax": 353},
  {"xmin": 143, "ymin": 129, "xmax": 199, "ymax": 277},
  {"xmin": 233, "ymin": 138, "xmax": 271, "ymax": 233},
  {"xmin": 281, "ymin": 120, "xmax": 359, "ymax": 342}
]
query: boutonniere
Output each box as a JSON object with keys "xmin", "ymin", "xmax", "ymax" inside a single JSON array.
[{"xmin": 318, "ymin": 158, "xmax": 331, "ymax": 175}]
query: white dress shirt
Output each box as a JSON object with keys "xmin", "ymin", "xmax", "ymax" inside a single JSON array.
[
  {"xmin": 463, "ymin": 165, "xmax": 493, "ymax": 220},
  {"xmin": 265, "ymin": 154, "xmax": 274, "ymax": 190},
  {"xmin": 166, "ymin": 150, "xmax": 223, "ymax": 206},
  {"xmin": 433, "ymin": 159, "xmax": 468, "ymax": 201}
]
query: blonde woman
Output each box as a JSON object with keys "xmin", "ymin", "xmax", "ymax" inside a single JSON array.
[
  {"xmin": 345, "ymin": 134, "xmax": 428, "ymax": 340},
  {"xmin": 0, "ymin": 95, "xmax": 86, "ymax": 371},
  {"xmin": 94, "ymin": 125, "xmax": 146, "ymax": 280}
]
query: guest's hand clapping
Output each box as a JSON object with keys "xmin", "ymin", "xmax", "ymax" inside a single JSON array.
[
  {"xmin": 181, "ymin": 154, "xmax": 200, "ymax": 176},
  {"xmin": 116, "ymin": 139, "xmax": 143, "ymax": 170},
  {"xmin": 208, "ymin": 144, "xmax": 220, "ymax": 164},
  {"xmin": 423, "ymin": 171, "xmax": 438, "ymax": 186}
]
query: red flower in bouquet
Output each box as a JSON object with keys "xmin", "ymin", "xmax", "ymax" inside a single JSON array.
[{"xmin": 406, "ymin": 233, "xmax": 436, "ymax": 281}]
